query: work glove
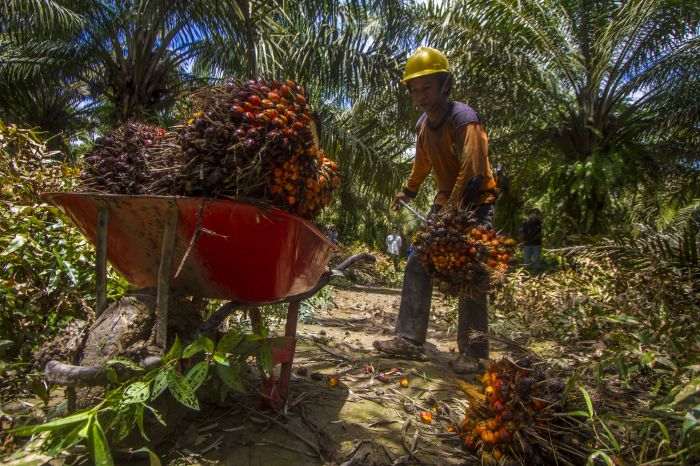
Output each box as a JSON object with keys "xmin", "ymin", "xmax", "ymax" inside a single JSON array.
[
  {"xmin": 427, "ymin": 204, "xmax": 442, "ymax": 220},
  {"xmin": 461, "ymin": 175, "xmax": 483, "ymax": 207}
]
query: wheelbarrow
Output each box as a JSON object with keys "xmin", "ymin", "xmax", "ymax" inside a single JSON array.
[{"xmin": 41, "ymin": 192, "xmax": 374, "ymax": 409}]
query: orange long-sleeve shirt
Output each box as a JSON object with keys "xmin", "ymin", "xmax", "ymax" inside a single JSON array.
[{"xmin": 404, "ymin": 102, "xmax": 497, "ymax": 208}]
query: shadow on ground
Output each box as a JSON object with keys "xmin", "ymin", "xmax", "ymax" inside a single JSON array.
[{"xmin": 159, "ymin": 287, "xmax": 499, "ymax": 465}]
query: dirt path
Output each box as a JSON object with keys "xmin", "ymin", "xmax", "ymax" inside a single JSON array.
[{"xmin": 162, "ymin": 287, "xmax": 508, "ymax": 466}]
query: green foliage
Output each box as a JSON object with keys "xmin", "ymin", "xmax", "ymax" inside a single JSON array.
[
  {"xmin": 8, "ymin": 328, "xmax": 271, "ymax": 464},
  {"xmin": 0, "ymin": 122, "xmax": 90, "ymax": 359},
  {"xmin": 492, "ymin": 222, "xmax": 699, "ymax": 462},
  {"xmin": 420, "ymin": 0, "xmax": 700, "ymax": 238}
]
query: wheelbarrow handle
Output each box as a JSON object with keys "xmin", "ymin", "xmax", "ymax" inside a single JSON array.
[{"xmin": 399, "ymin": 199, "xmax": 427, "ymax": 223}]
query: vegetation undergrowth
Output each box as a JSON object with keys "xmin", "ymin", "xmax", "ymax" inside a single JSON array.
[
  {"xmin": 488, "ymin": 232, "xmax": 699, "ymax": 464},
  {"xmin": 0, "ymin": 122, "xmax": 129, "ymax": 402},
  {"xmin": 4, "ymin": 329, "xmax": 272, "ymax": 465}
]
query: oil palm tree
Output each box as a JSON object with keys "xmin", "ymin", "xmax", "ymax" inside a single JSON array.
[{"xmin": 419, "ymin": 0, "xmax": 700, "ymax": 239}]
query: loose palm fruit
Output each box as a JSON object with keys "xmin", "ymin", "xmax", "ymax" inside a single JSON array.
[
  {"xmin": 399, "ymin": 377, "xmax": 409, "ymax": 387},
  {"xmin": 420, "ymin": 411, "xmax": 433, "ymax": 424},
  {"xmin": 327, "ymin": 376, "xmax": 339, "ymax": 387}
]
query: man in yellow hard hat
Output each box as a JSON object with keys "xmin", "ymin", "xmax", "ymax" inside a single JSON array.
[{"xmin": 374, "ymin": 46, "xmax": 497, "ymax": 372}]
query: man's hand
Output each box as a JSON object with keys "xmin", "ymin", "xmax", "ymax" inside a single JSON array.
[{"xmin": 392, "ymin": 191, "xmax": 410, "ymax": 211}]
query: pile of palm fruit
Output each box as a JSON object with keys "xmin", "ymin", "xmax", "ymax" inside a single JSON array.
[
  {"xmin": 79, "ymin": 123, "xmax": 174, "ymax": 195},
  {"xmin": 78, "ymin": 79, "xmax": 340, "ymax": 220},
  {"xmin": 454, "ymin": 356, "xmax": 592, "ymax": 465},
  {"xmin": 412, "ymin": 209, "xmax": 516, "ymax": 295}
]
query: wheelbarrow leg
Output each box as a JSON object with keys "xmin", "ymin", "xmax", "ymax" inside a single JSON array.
[
  {"xmin": 278, "ymin": 300, "xmax": 300, "ymax": 401},
  {"xmin": 95, "ymin": 202, "xmax": 109, "ymax": 317},
  {"xmin": 155, "ymin": 201, "xmax": 179, "ymax": 351},
  {"xmin": 249, "ymin": 303, "xmax": 300, "ymax": 409}
]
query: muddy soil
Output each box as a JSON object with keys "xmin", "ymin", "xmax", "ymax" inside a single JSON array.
[{"xmin": 156, "ymin": 286, "xmax": 509, "ymax": 466}]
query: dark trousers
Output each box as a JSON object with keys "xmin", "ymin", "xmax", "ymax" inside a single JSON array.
[{"xmin": 395, "ymin": 203, "xmax": 494, "ymax": 359}]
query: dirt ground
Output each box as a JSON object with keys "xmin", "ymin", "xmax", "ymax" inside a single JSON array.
[{"xmin": 157, "ymin": 286, "xmax": 508, "ymax": 466}]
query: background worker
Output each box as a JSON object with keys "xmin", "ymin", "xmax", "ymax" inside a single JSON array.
[
  {"xmin": 521, "ymin": 208, "xmax": 542, "ymax": 272},
  {"xmin": 386, "ymin": 225, "xmax": 403, "ymax": 272},
  {"xmin": 374, "ymin": 47, "xmax": 497, "ymax": 371}
]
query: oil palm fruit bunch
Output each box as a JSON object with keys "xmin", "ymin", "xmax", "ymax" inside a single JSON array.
[
  {"xmin": 412, "ymin": 209, "xmax": 517, "ymax": 296},
  {"xmin": 173, "ymin": 78, "xmax": 340, "ymax": 219},
  {"xmin": 456, "ymin": 356, "xmax": 591, "ymax": 465},
  {"xmin": 79, "ymin": 123, "xmax": 170, "ymax": 194}
]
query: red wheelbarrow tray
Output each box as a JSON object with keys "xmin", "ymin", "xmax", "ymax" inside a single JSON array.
[{"xmin": 43, "ymin": 192, "xmax": 338, "ymax": 303}]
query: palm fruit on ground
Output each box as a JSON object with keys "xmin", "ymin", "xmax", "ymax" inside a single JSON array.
[{"xmin": 456, "ymin": 356, "xmax": 592, "ymax": 465}]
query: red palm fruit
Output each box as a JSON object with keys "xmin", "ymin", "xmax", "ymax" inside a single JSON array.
[
  {"xmin": 331, "ymin": 176, "xmax": 340, "ymax": 187},
  {"xmin": 497, "ymin": 384, "xmax": 510, "ymax": 402},
  {"xmin": 268, "ymin": 91, "xmax": 280, "ymax": 102},
  {"xmin": 243, "ymin": 111, "xmax": 255, "ymax": 121},
  {"xmin": 461, "ymin": 418, "xmax": 474, "ymax": 432},
  {"xmin": 287, "ymin": 195, "xmax": 296, "ymax": 205},
  {"xmin": 485, "ymin": 386, "xmax": 496, "ymax": 402},
  {"xmin": 485, "ymin": 418, "xmax": 498, "ymax": 431},
  {"xmin": 474, "ymin": 422, "xmax": 486, "ymax": 436},
  {"xmin": 493, "ymin": 448, "xmax": 503, "ymax": 459},
  {"xmin": 500, "ymin": 409, "xmax": 514, "ymax": 421},
  {"xmin": 280, "ymin": 85, "xmax": 290, "ymax": 97},
  {"xmin": 248, "ymin": 94, "xmax": 261, "ymax": 107},
  {"xmin": 285, "ymin": 79, "xmax": 296, "ymax": 88},
  {"xmin": 464, "ymin": 436, "xmax": 476, "ymax": 450},
  {"xmin": 496, "ymin": 427, "xmax": 512, "ymax": 443},
  {"xmin": 482, "ymin": 373, "xmax": 492, "ymax": 387},
  {"xmin": 492, "ymin": 400, "xmax": 505, "ymax": 414},
  {"xmin": 480, "ymin": 429, "xmax": 495, "ymax": 445},
  {"xmin": 271, "ymin": 185, "xmax": 281, "ymax": 194},
  {"xmin": 296, "ymin": 94, "xmax": 306, "ymax": 104},
  {"xmin": 533, "ymin": 399, "xmax": 547, "ymax": 411},
  {"xmin": 491, "ymin": 372, "xmax": 498, "ymax": 385},
  {"xmin": 262, "ymin": 99, "xmax": 275, "ymax": 109}
]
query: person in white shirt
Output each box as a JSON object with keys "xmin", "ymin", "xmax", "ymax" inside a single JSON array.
[{"xmin": 386, "ymin": 226, "xmax": 402, "ymax": 272}]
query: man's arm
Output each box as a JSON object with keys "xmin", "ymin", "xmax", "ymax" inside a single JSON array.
[
  {"xmin": 393, "ymin": 138, "xmax": 432, "ymax": 210},
  {"xmin": 446, "ymin": 123, "xmax": 493, "ymax": 209}
]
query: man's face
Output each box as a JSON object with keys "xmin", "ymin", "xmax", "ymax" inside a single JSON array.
[{"xmin": 408, "ymin": 75, "xmax": 446, "ymax": 113}]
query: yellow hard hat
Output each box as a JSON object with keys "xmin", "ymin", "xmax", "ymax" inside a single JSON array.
[{"xmin": 402, "ymin": 46, "xmax": 450, "ymax": 85}]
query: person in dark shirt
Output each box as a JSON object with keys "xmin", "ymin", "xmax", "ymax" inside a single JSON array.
[
  {"xmin": 373, "ymin": 46, "xmax": 496, "ymax": 372},
  {"xmin": 521, "ymin": 208, "xmax": 542, "ymax": 272}
]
